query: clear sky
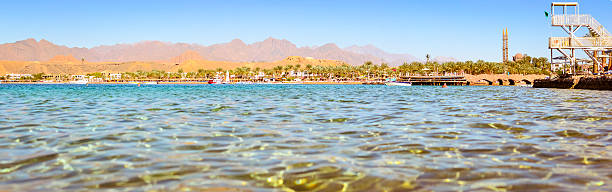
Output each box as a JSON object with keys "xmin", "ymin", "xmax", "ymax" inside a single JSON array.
[{"xmin": 1, "ymin": 0, "xmax": 610, "ymax": 62}]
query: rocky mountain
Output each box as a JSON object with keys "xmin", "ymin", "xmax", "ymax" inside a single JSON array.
[
  {"xmin": 0, "ymin": 38, "xmax": 435, "ymax": 66},
  {"xmin": 0, "ymin": 39, "xmax": 89, "ymax": 62},
  {"xmin": 343, "ymin": 44, "xmax": 419, "ymax": 66},
  {"xmin": 170, "ymin": 50, "xmax": 204, "ymax": 64}
]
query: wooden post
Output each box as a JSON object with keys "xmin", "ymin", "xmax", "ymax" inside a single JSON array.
[
  {"xmin": 609, "ymin": 52, "xmax": 612, "ymax": 71},
  {"xmin": 594, "ymin": 51, "xmax": 598, "ymax": 73},
  {"xmin": 601, "ymin": 51, "xmax": 606, "ymax": 72}
]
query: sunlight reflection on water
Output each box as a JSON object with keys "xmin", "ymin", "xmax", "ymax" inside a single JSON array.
[{"xmin": 0, "ymin": 84, "xmax": 610, "ymax": 191}]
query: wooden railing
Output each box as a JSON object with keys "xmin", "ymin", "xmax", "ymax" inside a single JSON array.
[
  {"xmin": 549, "ymin": 37, "xmax": 612, "ymax": 48},
  {"xmin": 552, "ymin": 14, "xmax": 610, "ymax": 37}
]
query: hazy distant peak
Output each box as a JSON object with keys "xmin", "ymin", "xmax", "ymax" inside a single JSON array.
[
  {"xmin": 171, "ymin": 50, "xmax": 204, "ymax": 63},
  {"xmin": 253, "ymin": 37, "xmax": 297, "ymax": 50},
  {"xmin": 263, "ymin": 37, "xmax": 282, "ymax": 42},
  {"xmin": 17, "ymin": 38, "xmax": 39, "ymax": 45},
  {"xmin": 261, "ymin": 37, "xmax": 295, "ymax": 45},
  {"xmin": 39, "ymin": 39, "xmax": 52, "ymax": 44},
  {"xmin": 361, "ymin": 44, "xmax": 379, "ymax": 50},
  {"xmin": 345, "ymin": 44, "xmax": 385, "ymax": 53},
  {"xmin": 343, "ymin": 44, "xmax": 419, "ymax": 66},
  {"xmin": 229, "ymin": 38, "xmax": 246, "ymax": 45},
  {"xmin": 433, "ymin": 56, "xmax": 458, "ymax": 63},
  {"xmin": 136, "ymin": 40, "xmax": 168, "ymax": 46},
  {"xmin": 318, "ymin": 43, "xmax": 340, "ymax": 50}
]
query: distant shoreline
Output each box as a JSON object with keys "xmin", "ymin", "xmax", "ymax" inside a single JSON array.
[
  {"xmin": 0, "ymin": 81, "xmax": 368, "ymax": 85},
  {"xmin": 1, "ymin": 74, "xmax": 549, "ymax": 86}
]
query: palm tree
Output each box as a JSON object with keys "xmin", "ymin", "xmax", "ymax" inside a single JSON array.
[
  {"xmin": 273, "ymin": 66, "xmax": 283, "ymax": 77},
  {"xmin": 284, "ymin": 65, "xmax": 293, "ymax": 77},
  {"xmin": 197, "ymin": 69, "xmax": 205, "ymax": 79}
]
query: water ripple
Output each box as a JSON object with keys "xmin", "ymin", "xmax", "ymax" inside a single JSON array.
[{"xmin": 0, "ymin": 84, "xmax": 610, "ymax": 191}]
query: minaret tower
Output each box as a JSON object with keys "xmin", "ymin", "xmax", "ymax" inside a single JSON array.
[{"xmin": 503, "ymin": 28, "xmax": 508, "ymax": 62}]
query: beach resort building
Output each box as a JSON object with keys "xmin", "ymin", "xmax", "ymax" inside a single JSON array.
[
  {"xmin": 100, "ymin": 71, "xmax": 122, "ymax": 80},
  {"xmin": 109, "ymin": 73, "xmax": 122, "ymax": 80},
  {"xmin": 71, "ymin": 75, "xmax": 86, "ymax": 80}
]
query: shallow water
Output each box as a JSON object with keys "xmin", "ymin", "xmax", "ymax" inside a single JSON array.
[{"xmin": 0, "ymin": 84, "xmax": 610, "ymax": 191}]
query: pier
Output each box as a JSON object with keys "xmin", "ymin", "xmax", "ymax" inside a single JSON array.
[
  {"xmin": 398, "ymin": 76, "xmax": 468, "ymax": 86},
  {"xmin": 535, "ymin": 2, "xmax": 612, "ymax": 90}
]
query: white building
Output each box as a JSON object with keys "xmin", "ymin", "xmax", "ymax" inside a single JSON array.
[
  {"xmin": 109, "ymin": 73, "xmax": 122, "ymax": 80},
  {"xmin": 71, "ymin": 75, "xmax": 86, "ymax": 80}
]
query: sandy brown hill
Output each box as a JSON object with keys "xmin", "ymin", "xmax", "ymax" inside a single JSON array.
[
  {"xmin": 169, "ymin": 56, "xmax": 345, "ymax": 73},
  {"xmin": 47, "ymin": 55, "xmax": 81, "ymax": 64},
  {"xmin": 0, "ymin": 56, "xmax": 344, "ymax": 74},
  {"xmin": 0, "ymin": 63, "xmax": 6, "ymax": 75}
]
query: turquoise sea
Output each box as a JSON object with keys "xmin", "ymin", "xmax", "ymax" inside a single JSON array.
[{"xmin": 0, "ymin": 84, "xmax": 610, "ymax": 191}]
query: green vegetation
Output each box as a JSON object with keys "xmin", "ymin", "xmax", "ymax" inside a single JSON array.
[
  {"xmin": 399, "ymin": 56, "xmax": 549, "ymax": 75},
  {"xmin": 32, "ymin": 73, "xmax": 45, "ymax": 80},
  {"xmin": 106, "ymin": 56, "xmax": 549, "ymax": 81},
  {"xmin": 87, "ymin": 72, "xmax": 104, "ymax": 78}
]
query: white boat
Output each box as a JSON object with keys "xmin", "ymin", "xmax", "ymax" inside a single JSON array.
[
  {"xmin": 385, "ymin": 82, "xmax": 412, "ymax": 86},
  {"xmin": 144, "ymin": 82, "xmax": 158, "ymax": 85},
  {"xmin": 223, "ymin": 70, "xmax": 230, "ymax": 84},
  {"xmin": 68, "ymin": 80, "xmax": 88, "ymax": 84},
  {"xmin": 518, "ymin": 84, "xmax": 533, "ymax": 87}
]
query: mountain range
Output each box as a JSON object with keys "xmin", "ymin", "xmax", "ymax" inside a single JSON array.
[{"xmin": 0, "ymin": 38, "xmax": 456, "ymax": 66}]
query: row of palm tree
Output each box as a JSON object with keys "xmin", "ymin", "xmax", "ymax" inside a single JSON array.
[{"xmin": 113, "ymin": 55, "xmax": 548, "ymax": 81}]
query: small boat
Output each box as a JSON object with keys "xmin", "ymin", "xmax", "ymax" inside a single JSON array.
[
  {"xmin": 385, "ymin": 82, "xmax": 412, "ymax": 86},
  {"xmin": 144, "ymin": 82, "xmax": 158, "ymax": 85},
  {"xmin": 68, "ymin": 80, "xmax": 88, "ymax": 84},
  {"xmin": 208, "ymin": 79, "xmax": 223, "ymax": 84}
]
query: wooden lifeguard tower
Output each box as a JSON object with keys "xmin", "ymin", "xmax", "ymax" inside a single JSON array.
[{"xmin": 549, "ymin": 2, "xmax": 612, "ymax": 74}]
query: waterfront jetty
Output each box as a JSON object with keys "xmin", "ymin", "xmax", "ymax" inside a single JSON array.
[{"xmin": 533, "ymin": 2, "xmax": 612, "ymax": 91}]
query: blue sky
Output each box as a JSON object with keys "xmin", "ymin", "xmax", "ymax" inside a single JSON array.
[{"xmin": 1, "ymin": 0, "xmax": 610, "ymax": 62}]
